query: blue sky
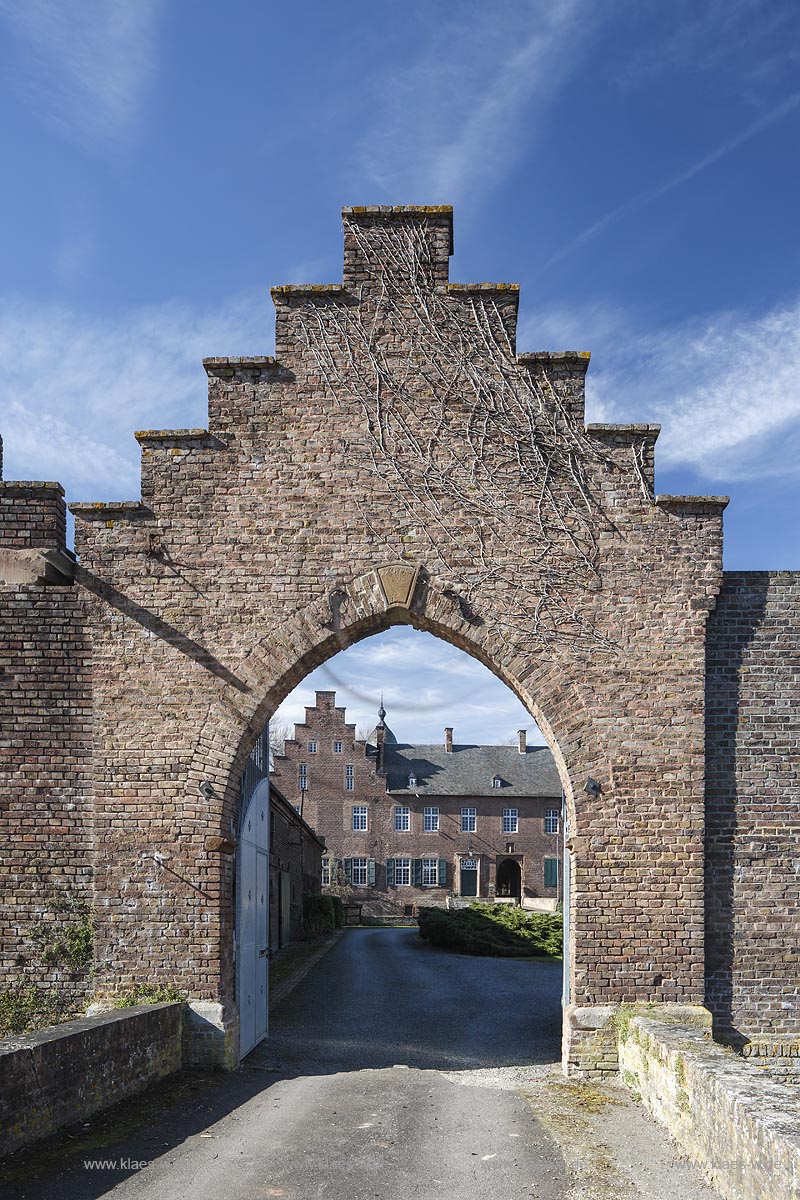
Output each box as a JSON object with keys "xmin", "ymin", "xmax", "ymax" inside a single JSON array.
[{"xmin": 1, "ymin": 0, "xmax": 798, "ymax": 743}]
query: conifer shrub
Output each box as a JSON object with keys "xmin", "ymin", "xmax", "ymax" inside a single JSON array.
[{"xmin": 417, "ymin": 902, "xmax": 563, "ymax": 958}]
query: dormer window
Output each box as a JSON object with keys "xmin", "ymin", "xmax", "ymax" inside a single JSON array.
[
  {"xmin": 408, "ymin": 773, "xmax": 416, "ymax": 788},
  {"xmin": 492, "ymin": 775, "xmax": 502, "ymax": 788}
]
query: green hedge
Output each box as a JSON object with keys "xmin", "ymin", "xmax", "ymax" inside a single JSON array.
[
  {"xmin": 303, "ymin": 894, "xmax": 336, "ymax": 935},
  {"xmin": 417, "ymin": 903, "xmax": 563, "ymax": 958}
]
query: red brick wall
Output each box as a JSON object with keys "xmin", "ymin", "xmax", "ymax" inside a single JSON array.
[{"xmin": 705, "ymin": 571, "xmax": 800, "ymax": 1042}]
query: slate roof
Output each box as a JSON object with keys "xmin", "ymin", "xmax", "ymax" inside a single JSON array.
[{"xmin": 379, "ymin": 742, "xmax": 562, "ymax": 798}]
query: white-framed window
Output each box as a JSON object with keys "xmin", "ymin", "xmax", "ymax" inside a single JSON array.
[
  {"xmin": 351, "ymin": 857, "xmax": 369, "ymax": 886},
  {"xmin": 308, "ymin": 741, "xmax": 317, "ymax": 754},
  {"xmin": 394, "ymin": 857, "xmax": 411, "ymax": 886},
  {"xmin": 298, "ymin": 763, "xmax": 307, "ymax": 786},
  {"xmin": 293, "ymin": 804, "xmax": 302, "ymax": 814},
  {"xmin": 503, "ymin": 807, "xmax": 518, "ymax": 833},
  {"xmin": 334, "ymin": 741, "xmax": 343, "ymax": 754},
  {"xmin": 461, "ymin": 807, "xmax": 476, "ymax": 833},
  {"xmin": 545, "ymin": 808, "xmax": 559, "ymax": 834},
  {"xmin": 394, "ymin": 805, "xmax": 410, "ymax": 831},
  {"xmin": 345, "ymin": 764, "xmax": 354, "ymax": 791},
  {"xmin": 424, "ymin": 806, "xmax": 439, "ymax": 832},
  {"xmin": 408, "ymin": 773, "xmax": 416, "ymax": 788},
  {"xmin": 352, "ymin": 805, "xmax": 368, "ymax": 831},
  {"xmin": 321, "ymin": 858, "xmax": 330, "ymax": 886},
  {"xmin": 492, "ymin": 775, "xmax": 502, "ymax": 788},
  {"xmin": 421, "ymin": 858, "xmax": 438, "ymax": 886}
]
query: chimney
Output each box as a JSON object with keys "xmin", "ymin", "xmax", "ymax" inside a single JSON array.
[
  {"xmin": 517, "ymin": 729, "xmax": 527, "ymax": 754},
  {"xmin": 444, "ymin": 727, "xmax": 453, "ymax": 753}
]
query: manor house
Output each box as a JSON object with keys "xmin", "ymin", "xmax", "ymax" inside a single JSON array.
[{"xmin": 271, "ymin": 690, "xmax": 563, "ymax": 911}]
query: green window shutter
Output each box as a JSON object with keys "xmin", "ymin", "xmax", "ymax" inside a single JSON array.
[
  {"xmin": 412, "ymin": 858, "xmax": 422, "ymax": 886},
  {"xmin": 438, "ymin": 859, "xmax": 448, "ymax": 887},
  {"xmin": 386, "ymin": 858, "xmax": 395, "ymax": 887},
  {"xmin": 544, "ymin": 858, "xmax": 558, "ymax": 888},
  {"xmin": 343, "ymin": 858, "xmax": 353, "ymax": 883},
  {"xmin": 367, "ymin": 859, "xmax": 376, "ymax": 886}
]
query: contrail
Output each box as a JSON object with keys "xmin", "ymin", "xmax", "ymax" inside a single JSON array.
[{"xmin": 543, "ymin": 90, "xmax": 800, "ymax": 269}]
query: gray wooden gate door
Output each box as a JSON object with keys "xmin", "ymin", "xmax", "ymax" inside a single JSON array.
[{"xmin": 237, "ymin": 777, "xmax": 269, "ymax": 1058}]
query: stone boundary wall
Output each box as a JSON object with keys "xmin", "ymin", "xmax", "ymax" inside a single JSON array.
[
  {"xmin": 705, "ymin": 571, "xmax": 800, "ymax": 1043},
  {"xmin": 618, "ymin": 1016, "xmax": 800, "ymax": 1200},
  {"xmin": 0, "ymin": 1003, "xmax": 184, "ymax": 1156}
]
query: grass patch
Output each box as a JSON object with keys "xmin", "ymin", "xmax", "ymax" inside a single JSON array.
[
  {"xmin": 417, "ymin": 903, "xmax": 562, "ymax": 958},
  {"xmin": 0, "ymin": 983, "xmax": 78, "ymax": 1037},
  {"xmin": 111, "ymin": 984, "xmax": 186, "ymax": 1008}
]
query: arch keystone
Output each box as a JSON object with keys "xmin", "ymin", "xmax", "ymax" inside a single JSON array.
[{"xmin": 377, "ymin": 563, "xmax": 420, "ymax": 609}]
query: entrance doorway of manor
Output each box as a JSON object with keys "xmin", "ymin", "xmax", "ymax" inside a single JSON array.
[
  {"xmin": 234, "ymin": 622, "xmax": 568, "ymax": 1061},
  {"xmin": 496, "ymin": 859, "xmax": 522, "ymax": 899}
]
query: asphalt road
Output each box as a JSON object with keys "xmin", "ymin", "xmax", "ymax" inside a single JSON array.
[
  {"xmin": 3, "ymin": 929, "xmax": 567, "ymax": 1200},
  {"xmin": 267, "ymin": 925, "xmax": 564, "ymax": 1073}
]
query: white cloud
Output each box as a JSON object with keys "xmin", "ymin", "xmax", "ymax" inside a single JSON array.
[
  {"xmin": 346, "ymin": 637, "xmax": 486, "ymax": 679},
  {"xmin": 0, "ymin": 0, "xmax": 162, "ymax": 149},
  {"xmin": 354, "ymin": 0, "xmax": 590, "ymax": 208},
  {"xmin": 0, "ymin": 293, "xmax": 271, "ymax": 496},
  {"xmin": 273, "ymin": 628, "xmax": 546, "ymax": 747},
  {"xmin": 520, "ymin": 297, "xmax": 800, "ymax": 481}
]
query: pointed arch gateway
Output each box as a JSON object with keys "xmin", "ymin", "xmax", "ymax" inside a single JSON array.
[{"xmin": 72, "ymin": 206, "xmax": 726, "ymax": 1076}]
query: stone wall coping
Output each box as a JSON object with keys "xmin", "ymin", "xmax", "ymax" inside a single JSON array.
[
  {"xmin": 568, "ymin": 1002, "xmax": 712, "ymax": 1032},
  {"xmin": 342, "ymin": 205, "xmax": 454, "ymax": 216},
  {"xmin": 0, "ymin": 1001, "xmax": 183, "ymax": 1054},
  {"xmin": 630, "ymin": 1016, "xmax": 800, "ymax": 1146},
  {"xmin": 446, "ymin": 282, "xmax": 520, "ymax": 294},
  {"xmin": 70, "ymin": 500, "xmax": 149, "ymax": 518},
  {"xmin": 517, "ymin": 351, "xmax": 591, "ymax": 371},
  {"xmin": 203, "ymin": 355, "xmax": 277, "ymax": 365},
  {"xmin": 271, "ymin": 282, "xmax": 520, "ymax": 299},
  {"xmin": 586, "ymin": 423, "xmax": 661, "ymax": 438},
  {"xmin": 0, "ymin": 481, "xmax": 65, "ymax": 494},
  {"xmin": 271, "ymin": 284, "xmax": 346, "ymax": 297},
  {"xmin": 134, "ymin": 428, "xmax": 211, "ymax": 443},
  {"xmin": 656, "ymin": 494, "xmax": 730, "ymax": 511}
]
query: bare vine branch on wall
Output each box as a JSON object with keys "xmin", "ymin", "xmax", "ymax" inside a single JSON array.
[{"xmin": 295, "ymin": 216, "xmax": 614, "ymax": 651}]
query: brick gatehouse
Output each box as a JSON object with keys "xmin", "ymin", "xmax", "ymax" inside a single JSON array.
[{"xmin": 1, "ymin": 206, "xmax": 797, "ymax": 1073}]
